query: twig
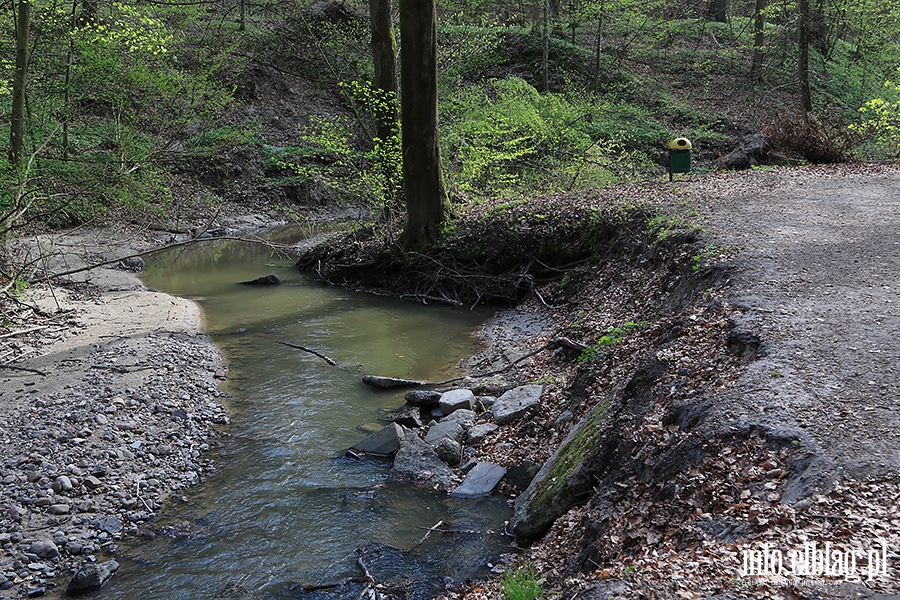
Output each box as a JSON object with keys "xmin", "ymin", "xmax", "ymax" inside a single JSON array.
[
  {"xmin": 414, "ymin": 519, "xmax": 444, "ymax": 547},
  {"xmin": 301, "ymin": 577, "xmax": 369, "ymax": 592},
  {"xmin": 0, "ymin": 325, "xmax": 49, "ymax": 339},
  {"xmin": 276, "ymin": 341, "xmax": 339, "ymax": 367},
  {"xmin": 415, "ymin": 525, "xmax": 479, "ymax": 535},
  {"xmin": 355, "ymin": 553, "xmax": 374, "ymax": 583}
]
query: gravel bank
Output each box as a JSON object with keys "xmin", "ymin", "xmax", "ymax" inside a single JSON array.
[{"xmin": 1, "ymin": 228, "xmax": 231, "ymax": 599}]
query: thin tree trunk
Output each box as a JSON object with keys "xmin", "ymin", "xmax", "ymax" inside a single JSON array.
[
  {"xmin": 9, "ymin": 0, "xmax": 31, "ymax": 166},
  {"xmin": 541, "ymin": 0, "xmax": 550, "ymax": 92},
  {"xmin": 750, "ymin": 0, "xmax": 766, "ymax": 81},
  {"xmin": 591, "ymin": 12, "xmax": 604, "ymax": 92},
  {"xmin": 798, "ymin": 0, "xmax": 812, "ymax": 116},
  {"xmin": 398, "ymin": 0, "xmax": 450, "ymax": 249},
  {"xmin": 369, "ymin": 0, "xmax": 399, "ymax": 144},
  {"xmin": 369, "ymin": 0, "xmax": 401, "ymax": 214}
]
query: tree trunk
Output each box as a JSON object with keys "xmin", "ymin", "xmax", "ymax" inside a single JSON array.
[
  {"xmin": 77, "ymin": 0, "xmax": 99, "ymax": 27},
  {"xmin": 369, "ymin": 0, "xmax": 401, "ymax": 214},
  {"xmin": 398, "ymin": 0, "xmax": 450, "ymax": 249},
  {"xmin": 798, "ymin": 0, "xmax": 813, "ymax": 116},
  {"xmin": 591, "ymin": 12, "xmax": 604, "ymax": 92},
  {"xmin": 750, "ymin": 0, "xmax": 766, "ymax": 81},
  {"xmin": 369, "ymin": 0, "xmax": 399, "ymax": 145},
  {"xmin": 707, "ymin": 0, "xmax": 728, "ymax": 23},
  {"xmin": 9, "ymin": 0, "xmax": 31, "ymax": 166},
  {"xmin": 541, "ymin": 0, "xmax": 550, "ymax": 92}
]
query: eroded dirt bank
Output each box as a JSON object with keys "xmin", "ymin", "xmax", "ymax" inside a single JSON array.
[{"xmin": 442, "ymin": 164, "xmax": 900, "ymax": 600}]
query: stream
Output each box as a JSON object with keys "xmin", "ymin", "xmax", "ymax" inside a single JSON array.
[{"xmin": 87, "ymin": 228, "xmax": 512, "ymax": 598}]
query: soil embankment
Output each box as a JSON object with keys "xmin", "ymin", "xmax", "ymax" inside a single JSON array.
[{"xmin": 446, "ymin": 164, "xmax": 900, "ymax": 600}]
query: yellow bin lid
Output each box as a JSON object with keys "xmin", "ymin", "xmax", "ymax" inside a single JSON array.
[{"xmin": 668, "ymin": 137, "xmax": 693, "ymax": 150}]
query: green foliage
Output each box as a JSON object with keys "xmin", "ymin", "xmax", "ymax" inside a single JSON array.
[
  {"xmin": 441, "ymin": 77, "xmax": 663, "ymax": 198},
  {"xmin": 578, "ymin": 321, "xmax": 646, "ymax": 362},
  {"xmin": 849, "ymin": 68, "xmax": 900, "ymax": 157},
  {"xmin": 501, "ymin": 563, "xmax": 544, "ymax": 600},
  {"xmin": 288, "ymin": 81, "xmax": 402, "ymax": 219}
]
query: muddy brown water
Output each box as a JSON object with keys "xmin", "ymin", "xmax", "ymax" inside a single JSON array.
[{"xmin": 77, "ymin": 229, "xmax": 511, "ymax": 598}]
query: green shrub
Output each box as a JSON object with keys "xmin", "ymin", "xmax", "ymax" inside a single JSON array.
[{"xmin": 441, "ymin": 77, "xmax": 660, "ymax": 197}]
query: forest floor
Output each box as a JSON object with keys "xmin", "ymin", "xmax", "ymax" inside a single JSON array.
[{"xmin": 1, "ymin": 164, "xmax": 899, "ymax": 599}]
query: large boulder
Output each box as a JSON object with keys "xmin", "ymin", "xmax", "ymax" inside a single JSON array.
[
  {"xmin": 391, "ymin": 433, "xmax": 456, "ymax": 491},
  {"xmin": 492, "ymin": 385, "xmax": 543, "ymax": 425},
  {"xmin": 719, "ymin": 134, "xmax": 771, "ymax": 170},
  {"xmin": 509, "ymin": 398, "xmax": 613, "ymax": 540},
  {"xmin": 450, "ymin": 462, "xmax": 507, "ymax": 498},
  {"xmin": 352, "ymin": 423, "xmax": 405, "ymax": 456},
  {"xmin": 67, "ymin": 560, "xmax": 120, "ymax": 594}
]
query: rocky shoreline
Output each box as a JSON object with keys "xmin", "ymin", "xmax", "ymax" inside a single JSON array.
[{"xmin": 1, "ymin": 227, "xmax": 235, "ymax": 599}]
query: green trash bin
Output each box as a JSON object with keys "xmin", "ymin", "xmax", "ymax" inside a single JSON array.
[{"xmin": 667, "ymin": 137, "xmax": 692, "ymax": 181}]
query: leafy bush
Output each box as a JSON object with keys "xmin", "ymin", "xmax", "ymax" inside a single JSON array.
[
  {"xmin": 286, "ymin": 81, "xmax": 401, "ymax": 220},
  {"xmin": 849, "ymin": 68, "xmax": 900, "ymax": 158},
  {"xmin": 441, "ymin": 77, "xmax": 661, "ymax": 197}
]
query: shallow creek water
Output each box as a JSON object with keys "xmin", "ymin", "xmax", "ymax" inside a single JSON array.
[{"xmin": 87, "ymin": 230, "xmax": 512, "ymax": 598}]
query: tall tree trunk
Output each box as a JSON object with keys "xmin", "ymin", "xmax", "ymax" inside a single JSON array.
[
  {"xmin": 398, "ymin": 0, "xmax": 450, "ymax": 249},
  {"xmin": 369, "ymin": 0, "xmax": 399, "ymax": 145},
  {"xmin": 706, "ymin": 0, "xmax": 728, "ymax": 23},
  {"xmin": 591, "ymin": 11, "xmax": 604, "ymax": 92},
  {"xmin": 798, "ymin": 0, "xmax": 813, "ymax": 116},
  {"xmin": 369, "ymin": 0, "xmax": 401, "ymax": 214},
  {"xmin": 750, "ymin": 0, "xmax": 766, "ymax": 81},
  {"xmin": 541, "ymin": 0, "xmax": 550, "ymax": 92},
  {"xmin": 9, "ymin": 0, "xmax": 31, "ymax": 166}
]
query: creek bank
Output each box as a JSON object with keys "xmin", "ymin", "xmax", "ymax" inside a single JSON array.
[
  {"xmin": 299, "ymin": 170, "xmax": 900, "ymax": 599},
  {"xmin": 0, "ymin": 217, "xmax": 287, "ymax": 599}
]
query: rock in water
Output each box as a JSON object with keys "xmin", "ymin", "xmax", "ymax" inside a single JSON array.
[
  {"xmin": 238, "ymin": 274, "xmax": 281, "ymax": 286},
  {"xmin": 451, "ymin": 462, "xmax": 507, "ymax": 498},
  {"xmin": 67, "ymin": 560, "xmax": 120, "ymax": 593},
  {"xmin": 391, "ymin": 433, "xmax": 456, "ymax": 491},
  {"xmin": 352, "ymin": 423, "xmax": 405, "ymax": 456}
]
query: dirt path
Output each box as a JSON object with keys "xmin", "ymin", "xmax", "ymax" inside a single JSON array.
[{"xmin": 690, "ymin": 164, "xmax": 900, "ymax": 495}]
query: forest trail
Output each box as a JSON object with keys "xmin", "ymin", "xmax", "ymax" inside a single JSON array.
[{"xmin": 692, "ymin": 165, "xmax": 900, "ymax": 494}]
